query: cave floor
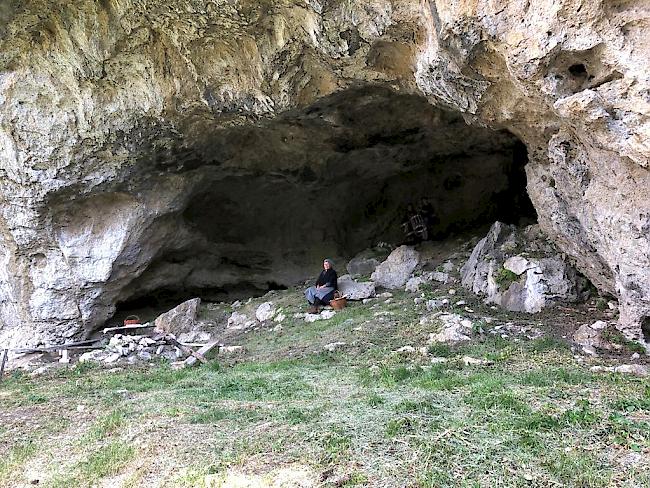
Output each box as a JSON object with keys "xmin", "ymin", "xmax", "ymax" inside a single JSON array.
[{"xmin": 2, "ymin": 266, "xmax": 650, "ymax": 487}]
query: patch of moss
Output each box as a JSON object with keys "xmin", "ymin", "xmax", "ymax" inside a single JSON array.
[
  {"xmin": 602, "ymin": 328, "xmax": 646, "ymax": 354},
  {"xmin": 493, "ymin": 267, "xmax": 519, "ymax": 291}
]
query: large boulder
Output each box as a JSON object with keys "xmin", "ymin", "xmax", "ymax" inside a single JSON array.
[
  {"xmin": 371, "ymin": 246, "xmax": 420, "ymax": 290},
  {"xmin": 154, "ymin": 298, "xmax": 201, "ymax": 336},
  {"xmin": 337, "ymin": 275, "xmax": 375, "ymax": 300},
  {"xmin": 461, "ymin": 222, "xmax": 584, "ymax": 313},
  {"xmin": 255, "ymin": 302, "xmax": 276, "ymax": 322},
  {"xmin": 346, "ymin": 248, "xmax": 391, "ymax": 277}
]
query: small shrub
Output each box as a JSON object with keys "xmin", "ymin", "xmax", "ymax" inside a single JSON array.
[{"xmin": 493, "ymin": 267, "xmax": 519, "ymax": 291}]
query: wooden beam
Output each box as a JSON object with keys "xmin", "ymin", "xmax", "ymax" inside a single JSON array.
[
  {"xmin": 164, "ymin": 335, "xmax": 208, "ymax": 364},
  {"xmin": 102, "ymin": 324, "xmax": 155, "ymax": 334},
  {"xmin": 0, "ymin": 349, "xmax": 7, "ymax": 381},
  {"xmin": 12, "ymin": 344, "xmax": 103, "ymax": 354},
  {"xmin": 183, "ymin": 341, "xmax": 220, "ymax": 367}
]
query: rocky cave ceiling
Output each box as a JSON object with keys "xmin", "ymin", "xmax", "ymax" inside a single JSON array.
[{"xmin": 0, "ymin": 0, "xmax": 648, "ymax": 348}]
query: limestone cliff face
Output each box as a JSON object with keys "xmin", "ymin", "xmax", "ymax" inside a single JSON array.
[{"xmin": 0, "ymin": 0, "xmax": 648, "ymax": 347}]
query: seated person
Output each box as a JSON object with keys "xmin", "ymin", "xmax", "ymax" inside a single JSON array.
[{"xmin": 305, "ymin": 259, "xmax": 338, "ymax": 314}]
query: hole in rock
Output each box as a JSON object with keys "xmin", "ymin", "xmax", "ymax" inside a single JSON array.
[
  {"xmin": 568, "ymin": 63, "xmax": 588, "ymax": 77},
  {"xmin": 113, "ymin": 86, "xmax": 536, "ymax": 319},
  {"xmin": 642, "ymin": 317, "xmax": 650, "ymax": 343}
]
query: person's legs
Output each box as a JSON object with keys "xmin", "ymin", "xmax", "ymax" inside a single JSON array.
[
  {"xmin": 321, "ymin": 290, "xmax": 335, "ymax": 306},
  {"xmin": 309, "ymin": 297, "xmax": 322, "ymax": 314}
]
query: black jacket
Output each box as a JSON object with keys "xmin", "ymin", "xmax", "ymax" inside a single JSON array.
[{"xmin": 316, "ymin": 269, "xmax": 338, "ymax": 290}]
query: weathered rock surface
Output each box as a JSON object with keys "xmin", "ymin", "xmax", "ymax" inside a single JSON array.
[
  {"xmin": 346, "ymin": 248, "xmax": 390, "ymax": 277},
  {"xmin": 337, "ymin": 275, "xmax": 375, "ymax": 301},
  {"xmin": 255, "ymin": 302, "xmax": 276, "ymax": 323},
  {"xmin": 371, "ymin": 246, "xmax": 420, "ymax": 290},
  {"xmin": 227, "ymin": 311, "xmax": 255, "ymax": 331},
  {"xmin": 153, "ymin": 298, "xmax": 201, "ymax": 336},
  {"xmin": 461, "ymin": 222, "xmax": 584, "ymax": 313},
  {"xmin": 0, "ymin": 0, "xmax": 648, "ymax": 346},
  {"xmin": 427, "ymin": 314, "xmax": 473, "ymax": 344}
]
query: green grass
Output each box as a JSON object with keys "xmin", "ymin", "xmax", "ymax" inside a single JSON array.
[
  {"xmin": 50, "ymin": 441, "xmax": 136, "ymax": 488},
  {"xmin": 2, "ymin": 287, "xmax": 649, "ymax": 487}
]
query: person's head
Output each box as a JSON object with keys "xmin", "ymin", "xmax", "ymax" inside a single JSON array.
[{"xmin": 323, "ymin": 259, "xmax": 334, "ymax": 270}]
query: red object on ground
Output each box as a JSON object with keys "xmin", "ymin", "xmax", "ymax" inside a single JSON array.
[{"xmin": 123, "ymin": 315, "xmax": 141, "ymax": 326}]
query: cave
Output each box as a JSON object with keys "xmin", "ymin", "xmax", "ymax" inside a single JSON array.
[
  {"xmin": 1, "ymin": 0, "xmax": 648, "ymax": 349},
  {"xmin": 111, "ymin": 87, "xmax": 535, "ymax": 319}
]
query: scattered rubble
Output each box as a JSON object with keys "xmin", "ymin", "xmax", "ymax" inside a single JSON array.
[
  {"xmin": 428, "ymin": 314, "xmax": 473, "ymax": 343},
  {"xmin": 305, "ymin": 310, "xmax": 336, "ymax": 323}
]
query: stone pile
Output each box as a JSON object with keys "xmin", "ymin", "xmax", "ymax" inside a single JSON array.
[{"xmin": 79, "ymin": 334, "xmax": 186, "ymax": 364}]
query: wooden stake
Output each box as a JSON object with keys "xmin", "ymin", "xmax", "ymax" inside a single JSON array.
[{"xmin": 0, "ymin": 349, "xmax": 8, "ymax": 381}]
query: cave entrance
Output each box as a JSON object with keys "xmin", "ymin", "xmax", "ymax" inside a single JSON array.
[{"xmin": 114, "ymin": 86, "xmax": 535, "ymax": 318}]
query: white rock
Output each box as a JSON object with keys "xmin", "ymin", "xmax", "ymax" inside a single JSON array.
[
  {"xmin": 590, "ymin": 320, "xmax": 608, "ymax": 330},
  {"xmin": 154, "ymin": 298, "xmax": 201, "ymax": 336},
  {"xmin": 428, "ymin": 314, "xmax": 473, "ymax": 343},
  {"xmin": 430, "ymin": 357, "xmax": 449, "ymax": 364},
  {"xmin": 371, "ymin": 246, "xmax": 420, "ymax": 289},
  {"xmin": 338, "ymin": 275, "xmax": 376, "ymax": 300},
  {"xmin": 104, "ymin": 353, "xmax": 121, "ymax": 363},
  {"xmin": 448, "ymin": 289, "xmax": 456, "ymax": 295},
  {"xmin": 227, "ymin": 311, "xmax": 256, "ymax": 330},
  {"xmin": 274, "ymin": 312, "xmax": 286, "ymax": 323},
  {"xmin": 631, "ymin": 352, "xmax": 640, "ymax": 360},
  {"xmin": 321, "ymin": 310, "xmax": 336, "ymax": 320},
  {"xmin": 255, "ymin": 302, "xmax": 276, "ymax": 322},
  {"xmin": 582, "ymin": 345, "xmax": 598, "ymax": 356},
  {"xmin": 305, "ymin": 310, "xmax": 336, "ymax": 323},
  {"xmin": 378, "ymin": 292, "xmax": 393, "ymax": 298},
  {"xmin": 503, "ymin": 256, "xmax": 531, "ymax": 276},
  {"xmin": 324, "ymin": 342, "xmax": 346, "ymax": 352},
  {"xmin": 462, "ymin": 356, "xmax": 492, "ymax": 366},
  {"xmin": 79, "ymin": 350, "xmax": 106, "ymax": 363},
  {"xmin": 219, "ymin": 346, "xmax": 244, "ymax": 355},
  {"xmin": 614, "ymin": 364, "xmax": 649, "ymax": 376},
  {"xmin": 405, "ymin": 276, "xmax": 426, "ymax": 293},
  {"xmin": 395, "ymin": 346, "xmax": 416, "ymax": 353}
]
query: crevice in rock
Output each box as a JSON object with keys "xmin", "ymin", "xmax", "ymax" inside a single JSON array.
[{"xmin": 642, "ymin": 317, "xmax": 650, "ymax": 343}]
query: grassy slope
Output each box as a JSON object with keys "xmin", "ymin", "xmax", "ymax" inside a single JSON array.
[{"xmin": 1, "ymin": 287, "xmax": 649, "ymax": 487}]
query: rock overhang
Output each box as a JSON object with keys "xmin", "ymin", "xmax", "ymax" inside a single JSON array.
[{"xmin": 0, "ymin": 0, "xmax": 648, "ymax": 347}]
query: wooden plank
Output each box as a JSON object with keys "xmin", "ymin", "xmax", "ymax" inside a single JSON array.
[
  {"xmin": 0, "ymin": 349, "xmax": 7, "ymax": 381},
  {"xmin": 183, "ymin": 341, "xmax": 220, "ymax": 367},
  {"xmin": 164, "ymin": 335, "xmax": 208, "ymax": 364},
  {"xmin": 13, "ymin": 344, "xmax": 104, "ymax": 354},
  {"xmin": 102, "ymin": 324, "xmax": 155, "ymax": 334}
]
